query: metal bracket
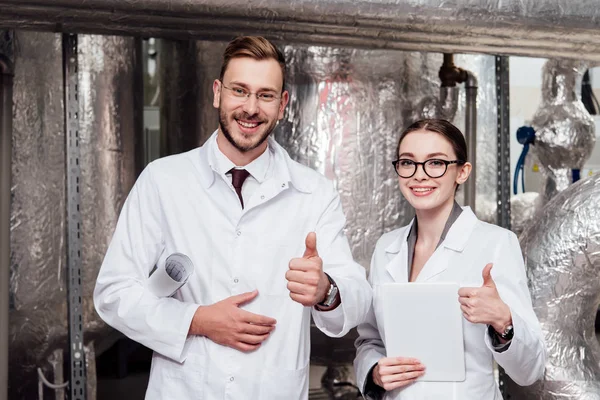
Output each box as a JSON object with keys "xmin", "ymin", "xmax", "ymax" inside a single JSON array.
[
  {"xmin": 495, "ymin": 55, "xmax": 511, "ymax": 399},
  {"xmin": 496, "ymin": 56, "xmax": 512, "ymax": 230},
  {"xmin": 62, "ymin": 33, "xmax": 87, "ymax": 400}
]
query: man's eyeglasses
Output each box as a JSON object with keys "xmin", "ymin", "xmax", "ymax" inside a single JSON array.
[
  {"xmin": 220, "ymin": 81, "xmax": 281, "ymax": 104},
  {"xmin": 392, "ymin": 159, "xmax": 465, "ymax": 178}
]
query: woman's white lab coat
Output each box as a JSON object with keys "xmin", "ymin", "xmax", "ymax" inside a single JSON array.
[{"xmin": 354, "ymin": 207, "xmax": 546, "ymax": 400}]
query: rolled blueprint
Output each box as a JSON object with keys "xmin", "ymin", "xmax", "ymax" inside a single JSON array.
[{"xmin": 147, "ymin": 253, "xmax": 194, "ymax": 297}]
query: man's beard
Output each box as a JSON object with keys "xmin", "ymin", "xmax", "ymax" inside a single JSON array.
[{"xmin": 219, "ymin": 108, "xmax": 277, "ymax": 153}]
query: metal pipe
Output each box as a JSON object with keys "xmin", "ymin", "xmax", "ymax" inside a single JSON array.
[
  {"xmin": 437, "ymin": 54, "xmax": 461, "ymax": 121},
  {"xmin": 49, "ymin": 349, "xmax": 66, "ymax": 400},
  {"xmin": 0, "ymin": 54, "xmax": 13, "ymax": 400},
  {"xmin": 438, "ymin": 54, "xmax": 478, "ymax": 210},
  {"xmin": 464, "ymin": 71, "xmax": 478, "ymax": 211},
  {"xmin": 438, "ymin": 86, "xmax": 459, "ymax": 121},
  {"xmin": 2, "ymin": 1, "xmax": 600, "ymax": 62}
]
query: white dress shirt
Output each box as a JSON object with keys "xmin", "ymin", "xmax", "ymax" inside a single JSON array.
[
  {"xmin": 212, "ymin": 134, "xmax": 271, "ymax": 204},
  {"xmin": 93, "ymin": 131, "xmax": 372, "ymax": 400}
]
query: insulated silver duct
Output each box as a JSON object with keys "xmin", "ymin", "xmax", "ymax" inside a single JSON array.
[
  {"xmin": 9, "ymin": 31, "xmax": 66, "ymax": 400},
  {"xmin": 277, "ymin": 45, "xmax": 425, "ymax": 266},
  {"xmin": 531, "ymin": 59, "xmax": 596, "ymax": 203},
  {"xmin": 2, "ymin": 1, "xmax": 600, "ymax": 62},
  {"xmin": 77, "ymin": 34, "xmax": 142, "ymax": 335},
  {"xmin": 8, "ymin": 32, "xmax": 141, "ymax": 398},
  {"xmin": 189, "ymin": 41, "xmax": 498, "ymax": 269},
  {"xmin": 0, "ymin": 31, "xmax": 13, "ymax": 400},
  {"xmin": 509, "ymin": 192, "xmax": 542, "ymax": 237},
  {"xmin": 504, "ymin": 173, "xmax": 600, "ymax": 399}
]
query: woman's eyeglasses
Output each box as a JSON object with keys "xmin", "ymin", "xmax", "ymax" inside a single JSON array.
[{"xmin": 392, "ymin": 159, "xmax": 465, "ymax": 178}]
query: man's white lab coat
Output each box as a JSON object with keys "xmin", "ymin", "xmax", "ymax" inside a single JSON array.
[{"xmin": 94, "ymin": 134, "xmax": 372, "ymax": 400}]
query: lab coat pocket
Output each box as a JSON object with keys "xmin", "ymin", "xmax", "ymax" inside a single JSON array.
[
  {"xmin": 258, "ymin": 363, "xmax": 309, "ymax": 400},
  {"xmin": 148, "ymin": 336, "xmax": 206, "ymax": 399}
]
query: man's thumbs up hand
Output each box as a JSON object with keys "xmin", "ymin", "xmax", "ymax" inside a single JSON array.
[
  {"xmin": 286, "ymin": 232, "xmax": 330, "ymax": 307},
  {"xmin": 303, "ymin": 231, "xmax": 319, "ymax": 258}
]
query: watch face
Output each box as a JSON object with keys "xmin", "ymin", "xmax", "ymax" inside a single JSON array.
[
  {"xmin": 503, "ymin": 325, "xmax": 514, "ymax": 339},
  {"xmin": 322, "ymin": 284, "xmax": 338, "ymax": 306}
]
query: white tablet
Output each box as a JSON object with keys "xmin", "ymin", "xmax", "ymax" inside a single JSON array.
[{"xmin": 381, "ymin": 282, "xmax": 466, "ymax": 382}]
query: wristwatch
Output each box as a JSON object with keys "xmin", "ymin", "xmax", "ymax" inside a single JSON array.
[
  {"xmin": 498, "ymin": 324, "xmax": 514, "ymax": 341},
  {"xmin": 317, "ymin": 274, "xmax": 339, "ymax": 308}
]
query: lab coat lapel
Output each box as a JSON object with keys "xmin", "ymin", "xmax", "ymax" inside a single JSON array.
[
  {"xmin": 250, "ymin": 178, "xmax": 289, "ymax": 209},
  {"xmin": 243, "ymin": 139, "xmax": 314, "ymax": 212},
  {"xmin": 416, "ymin": 207, "xmax": 478, "ymax": 282},
  {"xmin": 415, "ymin": 246, "xmax": 451, "ymax": 282},
  {"xmin": 383, "ymin": 222, "xmax": 412, "ymax": 283},
  {"xmin": 244, "ymin": 162, "xmax": 290, "ymax": 212}
]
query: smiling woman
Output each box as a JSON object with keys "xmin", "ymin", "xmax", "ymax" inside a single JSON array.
[
  {"xmin": 354, "ymin": 118, "xmax": 547, "ymax": 400},
  {"xmin": 394, "ymin": 120, "xmax": 471, "ymax": 212}
]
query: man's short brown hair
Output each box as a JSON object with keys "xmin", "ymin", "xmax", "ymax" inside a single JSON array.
[{"xmin": 220, "ymin": 36, "xmax": 286, "ymax": 91}]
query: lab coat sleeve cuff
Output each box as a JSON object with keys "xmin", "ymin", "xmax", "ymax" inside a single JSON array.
[
  {"xmin": 483, "ymin": 309, "xmax": 545, "ymax": 386},
  {"xmin": 362, "ymin": 363, "xmax": 385, "ymax": 400},
  {"xmin": 483, "ymin": 308, "xmax": 520, "ymax": 356},
  {"xmin": 311, "ymin": 300, "xmax": 345, "ymax": 333},
  {"xmin": 311, "ymin": 274, "xmax": 362, "ymax": 337},
  {"xmin": 486, "ymin": 324, "xmax": 512, "ymax": 353},
  {"xmin": 169, "ymin": 302, "xmax": 200, "ymax": 363},
  {"xmin": 355, "ymin": 346, "xmax": 386, "ymax": 397}
]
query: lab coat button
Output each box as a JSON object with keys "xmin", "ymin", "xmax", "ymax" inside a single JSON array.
[
  {"xmin": 261, "ymin": 195, "xmax": 265, "ymax": 200},
  {"xmin": 233, "ymin": 278, "xmax": 239, "ymax": 284},
  {"xmin": 230, "ymin": 376, "xmax": 235, "ymax": 382},
  {"xmin": 236, "ymin": 231, "xmax": 241, "ymax": 236}
]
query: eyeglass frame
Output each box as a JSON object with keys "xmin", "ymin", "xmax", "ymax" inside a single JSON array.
[
  {"xmin": 391, "ymin": 158, "xmax": 466, "ymax": 178},
  {"xmin": 219, "ymin": 80, "xmax": 282, "ymax": 104}
]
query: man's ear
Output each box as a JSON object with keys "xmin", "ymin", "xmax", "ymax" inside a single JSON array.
[{"xmin": 213, "ymin": 79, "xmax": 222, "ymax": 109}]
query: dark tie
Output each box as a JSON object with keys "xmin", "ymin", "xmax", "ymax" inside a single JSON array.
[{"xmin": 229, "ymin": 168, "xmax": 250, "ymax": 209}]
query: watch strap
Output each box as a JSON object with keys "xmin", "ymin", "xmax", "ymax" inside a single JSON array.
[{"xmin": 317, "ymin": 273, "xmax": 338, "ymax": 307}]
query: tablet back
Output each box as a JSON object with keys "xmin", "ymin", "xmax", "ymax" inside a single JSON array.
[{"xmin": 381, "ymin": 282, "xmax": 466, "ymax": 382}]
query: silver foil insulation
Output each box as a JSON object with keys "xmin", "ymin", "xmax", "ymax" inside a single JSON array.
[{"xmin": 8, "ymin": 32, "xmax": 140, "ymax": 398}]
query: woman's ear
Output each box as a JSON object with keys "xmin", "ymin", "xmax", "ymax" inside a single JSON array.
[{"xmin": 456, "ymin": 162, "xmax": 472, "ymax": 185}]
